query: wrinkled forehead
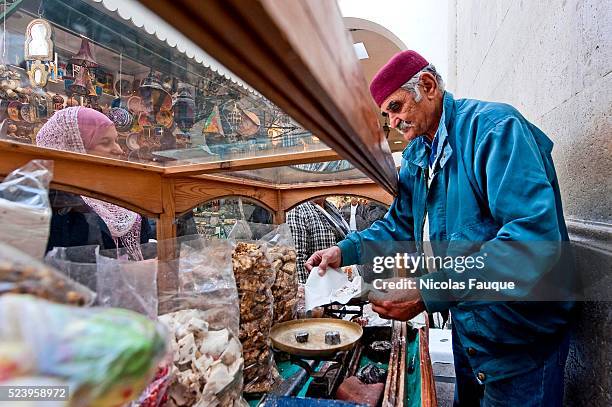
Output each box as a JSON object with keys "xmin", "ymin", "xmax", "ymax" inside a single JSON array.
[{"xmin": 380, "ymin": 88, "xmax": 412, "ymax": 113}]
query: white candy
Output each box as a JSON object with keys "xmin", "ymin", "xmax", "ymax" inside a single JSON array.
[
  {"xmin": 221, "ymin": 337, "xmax": 242, "ymax": 366},
  {"xmin": 161, "ymin": 309, "xmax": 243, "ymax": 406},
  {"xmin": 193, "ymin": 354, "xmax": 214, "ymax": 376},
  {"xmin": 203, "ymin": 360, "xmax": 233, "ymax": 395},
  {"xmin": 186, "ymin": 317, "xmax": 209, "ymax": 335},
  {"xmin": 200, "ymin": 329, "xmax": 229, "ymax": 359},
  {"xmin": 177, "ymin": 333, "xmax": 197, "ymax": 364}
]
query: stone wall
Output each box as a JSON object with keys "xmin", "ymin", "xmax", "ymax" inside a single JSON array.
[{"xmin": 448, "ymin": 0, "xmax": 611, "ymax": 405}]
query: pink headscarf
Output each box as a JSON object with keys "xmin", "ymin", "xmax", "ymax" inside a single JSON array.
[
  {"xmin": 77, "ymin": 107, "xmax": 115, "ymax": 150},
  {"xmin": 36, "ymin": 107, "xmax": 144, "ymax": 260}
]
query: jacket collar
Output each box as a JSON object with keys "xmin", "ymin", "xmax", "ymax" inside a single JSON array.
[{"xmin": 402, "ymin": 91, "xmax": 455, "ymax": 173}]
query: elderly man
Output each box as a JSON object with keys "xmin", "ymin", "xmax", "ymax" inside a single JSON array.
[{"xmin": 306, "ymin": 50, "xmax": 574, "ymax": 406}]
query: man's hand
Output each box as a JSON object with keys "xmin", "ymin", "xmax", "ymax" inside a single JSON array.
[
  {"xmin": 305, "ymin": 246, "xmax": 342, "ymax": 276},
  {"xmin": 368, "ymin": 278, "xmax": 426, "ymax": 321}
]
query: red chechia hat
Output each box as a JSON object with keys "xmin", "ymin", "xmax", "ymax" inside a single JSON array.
[{"xmin": 370, "ymin": 50, "xmax": 429, "ymax": 107}]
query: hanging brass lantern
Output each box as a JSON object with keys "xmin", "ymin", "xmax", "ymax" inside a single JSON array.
[
  {"xmin": 173, "ymin": 84, "xmax": 195, "ymax": 132},
  {"xmin": 68, "ymin": 68, "xmax": 89, "ymax": 96},
  {"xmin": 70, "ymin": 38, "xmax": 98, "ymax": 68}
]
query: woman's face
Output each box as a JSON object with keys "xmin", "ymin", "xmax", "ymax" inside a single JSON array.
[{"xmin": 86, "ymin": 126, "xmax": 124, "ymax": 158}]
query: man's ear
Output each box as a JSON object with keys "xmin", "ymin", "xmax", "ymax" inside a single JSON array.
[{"xmin": 420, "ymin": 73, "xmax": 438, "ymax": 99}]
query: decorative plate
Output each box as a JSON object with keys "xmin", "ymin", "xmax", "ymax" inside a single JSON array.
[
  {"xmin": 127, "ymin": 95, "xmax": 144, "ymax": 114},
  {"xmin": 156, "ymin": 109, "xmax": 173, "ymax": 128},
  {"xmin": 126, "ymin": 132, "xmax": 141, "ymax": 151},
  {"xmin": 138, "ymin": 112, "xmax": 152, "ymax": 127},
  {"xmin": 7, "ymin": 101, "xmax": 21, "ymax": 121},
  {"xmin": 107, "ymin": 107, "xmax": 133, "ymax": 132},
  {"xmin": 20, "ymin": 104, "xmax": 36, "ymax": 123}
]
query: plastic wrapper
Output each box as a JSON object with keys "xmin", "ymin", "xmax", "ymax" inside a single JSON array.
[
  {"xmin": 159, "ymin": 238, "xmax": 247, "ymax": 407},
  {"xmin": 97, "ymin": 241, "xmax": 182, "ymax": 407},
  {"xmin": 0, "ymin": 160, "xmax": 52, "ymax": 259},
  {"xmin": 263, "ymin": 224, "xmax": 298, "ymax": 324},
  {"xmin": 44, "ymin": 244, "xmax": 98, "ymax": 292},
  {"xmin": 0, "ymin": 294, "xmax": 168, "ymax": 407},
  {"xmin": 0, "ymin": 242, "xmax": 95, "ymax": 306},
  {"xmin": 130, "ymin": 362, "xmax": 172, "ymax": 407},
  {"xmin": 96, "ymin": 246, "xmax": 158, "ymax": 319},
  {"xmin": 296, "ymin": 284, "xmax": 307, "ymax": 318},
  {"xmin": 232, "ymin": 241, "xmax": 278, "ymax": 393}
]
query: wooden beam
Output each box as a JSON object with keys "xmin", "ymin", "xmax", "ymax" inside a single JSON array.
[
  {"xmin": 273, "ymin": 189, "xmax": 285, "ymax": 224},
  {"xmin": 419, "ymin": 325, "xmax": 438, "ymax": 407},
  {"xmin": 157, "ymin": 178, "xmax": 178, "ymax": 308},
  {"xmin": 0, "ymin": 141, "xmax": 163, "ymax": 215},
  {"xmin": 280, "ymin": 182, "xmax": 393, "ymax": 211},
  {"xmin": 163, "ymin": 148, "xmax": 340, "ymax": 177},
  {"xmin": 275, "ymin": 178, "xmax": 383, "ymax": 190},
  {"xmin": 0, "ymin": 141, "xmax": 165, "ymax": 172},
  {"xmin": 173, "ymin": 176, "xmax": 279, "ymax": 214},
  {"xmin": 137, "ymin": 0, "xmax": 398, "ymax": 195}
]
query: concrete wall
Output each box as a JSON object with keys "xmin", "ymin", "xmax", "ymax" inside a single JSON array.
[{"xmin": 448, "ymin": 0, "xmax": 611, "ymax": 405}]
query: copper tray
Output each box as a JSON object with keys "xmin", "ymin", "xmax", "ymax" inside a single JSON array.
[{"xmin": 270, "ymin": 318, "xmax": 363, "ymax": 358}]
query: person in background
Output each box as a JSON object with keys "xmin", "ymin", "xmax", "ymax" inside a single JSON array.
[
  {"xmin": 37, "ymin": 107, "xmax": 150, "ymax": 260},
  {"xmin": 341, "ymin": 196, "xmax": 367, "ymax": 232},
  {"xmin": 248, "ymin": 205, "xmax": 273, "ymax": 224},
  {"xmin": 365, "ymin": 200, "xmax": 388, "ymax": 226},
  {"xmin": 287, "ymin": 198, "xmax": 348, "ymax": 283}
]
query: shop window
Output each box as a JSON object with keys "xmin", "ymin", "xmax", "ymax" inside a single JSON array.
[
  {"xmin": 192, "ymin": 197, "xmax": 272, "ymax": 239},
  {"xmin": 0, "ymin": 0, "xmax": 327, "ymax": 166}
]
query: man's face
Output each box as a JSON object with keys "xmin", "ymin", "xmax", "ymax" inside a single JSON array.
[
  {"xmin": 351, "ymin": 197, "xmax": 358, "ymax": 206},
  {"xmin": 380, "ymin": 75, "xmax": 441, "ymax": 142}
]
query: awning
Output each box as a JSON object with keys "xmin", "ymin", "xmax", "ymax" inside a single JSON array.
[{"xmin": 90, "ymin": 0, "xmax": 261, "ymax": 96}]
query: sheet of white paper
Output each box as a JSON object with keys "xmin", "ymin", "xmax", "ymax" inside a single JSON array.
[{"xmin": 305, "ymin": 267, "xmax": 363, "ymax": 311}]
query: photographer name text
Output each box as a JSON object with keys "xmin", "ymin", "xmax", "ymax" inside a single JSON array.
[{"xmin": 372, "ymin": 278, "xmax": 515, "ymax": 292}]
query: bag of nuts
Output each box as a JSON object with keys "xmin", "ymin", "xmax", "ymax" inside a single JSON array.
[
  {"xmin": 0, "ymin": 241, "xmax": 95, "ymax": 306},
  {"xmin": 232, "ymin": 240, "xmax": 278, "ymax": 393},
  {"xmin": 261, "ymin": 224, "xmax": 298, "ymax": 324}
]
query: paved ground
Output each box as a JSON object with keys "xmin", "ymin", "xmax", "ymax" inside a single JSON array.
[{"xmin": 433, "ymin": 362, "xmax": 455, "ymax": 407}]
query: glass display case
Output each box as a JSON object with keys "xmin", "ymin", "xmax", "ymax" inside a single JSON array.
[
  {"xmin": 0, "ymin": 0, "xmax": 397, "ymax": 277},
  {"xmin": 0, "ymin": 1, "xmax": 396, "ymax": 253},
  {"xmin": 0, "ymin": 0, "xmax": 395, "ymax": 215},
  {"xmin": 0, "ymin": 0, "xmax": 335, "ymax": 166}
]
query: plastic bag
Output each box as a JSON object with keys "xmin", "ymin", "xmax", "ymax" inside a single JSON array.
[
  {"xmin": 44, "ymin": 244, "xmax": 99, "ymax": 292},
  {"xmin": 262, "ymin": 224, "xmax": 298, "ymax": 324},
  {"xmin": 0, "ymin": 160, "xmax": 52, "ymax": 259},
  {"xmin": 96, "ymin": 246, "xmax": 158, "ymax": 319},
  {"xmin": 0, "ymin": 294, "xmax": 168, "ymax": 407},
  {"xmin": 130, "ymin": 362, "xmax": 172, "ymax": 407},
  {"xmin": 232, "ymin": 240, "xmax": 278, "ymax": 393},
  {"xmin": 158, "ymin": 238, "xmax": 247, "ymax": 407},
  {"xmin": 0, "ymin": 242, "xmax": 95, "ymax": 306}
]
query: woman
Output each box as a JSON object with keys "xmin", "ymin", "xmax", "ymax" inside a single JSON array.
[{"xmin": 36, "ymin": 106, "xmax": 149, "ymax": 260}]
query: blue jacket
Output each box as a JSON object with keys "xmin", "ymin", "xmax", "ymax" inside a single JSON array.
[{"xmin": 338, "ymin": 92, "xmax": 574, "ymax": 382}]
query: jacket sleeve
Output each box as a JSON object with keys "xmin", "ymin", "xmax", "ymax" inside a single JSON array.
[
  {"xmin": 338, "ymin": 162, "xmax": 415, "ymax": 266},
  {"xmin": 418, "ymin": 116, "xmax": 563, "ymax": 312}
]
